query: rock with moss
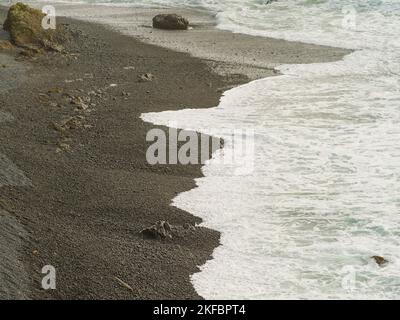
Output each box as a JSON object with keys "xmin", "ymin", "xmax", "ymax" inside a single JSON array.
[
  {"xmin": 3, "ymin": 3, "xmax": 63, "ymax": 51},
  {"xmin": 152, "ymin": 14, "xmax": 189, "ymax": 30}
]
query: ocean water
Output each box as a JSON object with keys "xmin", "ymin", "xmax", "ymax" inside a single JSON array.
[
  {"xmin": 5, "ymin": 0, "xmax": 400, "ymax": 299},
  {"xmin": 141, "ymin": 0, "xmax": 400, "ymax": 299}
]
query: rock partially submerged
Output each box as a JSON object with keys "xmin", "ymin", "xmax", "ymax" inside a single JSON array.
[
  {"xmin": 371, "ymin": 255, "xmax": 389, "ymax": 267},
  {"xmin": 152, "ymin": 14, "xmax": 189, "ymax": 30},
  {"xmin": 3, "ymin": 3, "xmax": 64, "ymax": 51}
]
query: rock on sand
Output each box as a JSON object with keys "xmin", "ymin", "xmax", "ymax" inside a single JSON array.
[
  {"xmin": 3, "ymin": 2, "xmax": 64, "ymax": 51},
  {"xmin": 152, "ymin": 14, "xmax": 189, "ymax": 30}
]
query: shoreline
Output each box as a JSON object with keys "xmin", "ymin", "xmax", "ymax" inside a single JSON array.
[
  {"xmin": 0, "ymin": 4, "xmax": 351, "ymax": 299},
  {"xmin": 19, "ymin": 2, "xmax": 352, "ymax": 79}
]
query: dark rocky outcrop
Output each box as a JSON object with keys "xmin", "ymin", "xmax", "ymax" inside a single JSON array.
[
  {"xmin": 152, "ymin": 14, "xmax": 189, "ymax": 30},
  {"xmin": 3, "ymin": 3, "xmax": 64, "ymax": 51}
]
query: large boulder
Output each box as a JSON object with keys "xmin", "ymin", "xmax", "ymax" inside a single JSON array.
[
  {"xmin": 152, "ymin": 14, "xmax": 189, "ymax": 30},
  {"xmin": 3, "ymin": 3, "xmax": 62, "ymax": 50}
]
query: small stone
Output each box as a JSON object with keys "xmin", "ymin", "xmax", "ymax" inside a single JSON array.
[
  {"xmin": 52, "ymin": 122, "xmax": 65, "ymax": 132},
  {"xmin": 138, "ymin": 73, "xmax": 155, "ymax": 82},
  {"xmin": 70, "ymin": 96, "xmax": 89, "ymax": 110},
  {"xmin": 60, "ymin": 115, "xmax": 84, "ymax": 130},
  {"xmin": 47, "ymin": 87, "xmax": 63, "ymax": 94},
  {"xmin": 372, "ymin": 256, "xmax": 389, "ymax": 267},
  {"xmin": 58, "ymin": 142, "xmax": 70, "ymax": 150}
]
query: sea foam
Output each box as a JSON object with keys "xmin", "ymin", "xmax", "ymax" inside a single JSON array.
[{"xmin": 142, "ymin": 0, "xmax": 400, "ymax": 299}]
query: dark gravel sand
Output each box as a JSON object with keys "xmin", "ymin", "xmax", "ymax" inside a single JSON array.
[{"xmin": 0, "ymin": 11, "xmax": 246, "ymax": 299}]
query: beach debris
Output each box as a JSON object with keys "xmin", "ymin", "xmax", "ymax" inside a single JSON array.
[
  {"xmin": 183, "ymin": 223, "xmax": 196, "ymax": 231},
  {"xmin": 65, "ymin": 52, "xmax": 79, "ymax": 60},
  {"xmin": 138, "ymin": 73, "xmax": 155, "ymax": 83},
  {"xmin": 3, "ymin": 3, "xmax": 65, "ymax": 51},
  {"xmin": 140, "ymin": 221, "xmax": 197, "ymax": 240},
  {"xmin": 62, "ymin": 115, "xmax": 84, "ymax": 129},
  {"xmin": 58, "ymin": 142, "xmax": 70, "ymax": 151},
  {"xmin": 55, "ymin": 137, "xmax": 72, "ymax": 153},
  {"xmin": 114, "ymin": 276, "xmax": 134, "ymax": 293},
  {"xmin": 47, "ymin": 87, "xmax": 63, "ymax": 94},
  {"xmin": 0, "ymin": 40, "xmax": 13, "ymax": 50},
  {"xmin": 371, "ymin": 256, "xmax": 389, "ymax": 267},
  {"xmin": 88, "ymin": 89, "xmax": 104, "ymax": 97},
  {"xmin": 152, "ymin": 14, "xmax": 189, "ymax": 30},
  {"xmin": 140, "ymin": 220, "xmax": 172, "ymax": 240},
  {"xmin": 65, "ymin": 78, "xmax": 83, "ymax": 83},
  {"xmin": 19, "ymin": 47, "xmax": 41, "ymax": 57},
  {"xmin": 52, "ymin": 122, "xmax": 65, "ymax": 133},
  {"xmin": 123, "ymin": 66, "xmax": 135, "ymax": 70},
  {"xmin": 42, "ymin": 39, "xmax": 64, "ymax": 53},
  {"xmin": 38, "ymin": 93, "xmax": 50, "ymax": 101},
  {"xmin": 69, "ymin": 96, "xmax": 89, "ymax": 110},
  {"xmin": 52, "ymin": 115, "xmax": 84, "ymax": 132}
]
